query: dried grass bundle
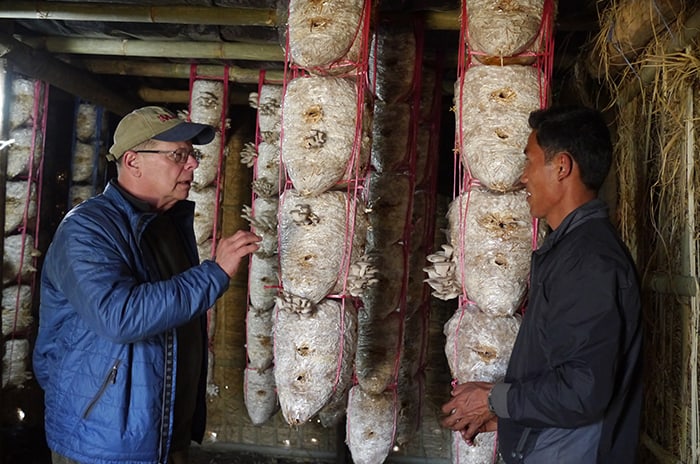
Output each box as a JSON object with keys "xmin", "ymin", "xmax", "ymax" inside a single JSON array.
[
  {"xmin": 190, "ymin": 79, "xmax": 225, "ymax": 126},
  {"xmin": 281, "ymin": 76, "xmax": 370, "ymax": 196},
  {"xmin": 356, "ymin": 311, "xmax": 402, "ymax": 394},
  {"xmin": 246, "ymin": 304, "xmax": 274, "ymax": 369},
  {"xmin": 274, "ymin": 298, "xmax": 357, "ymax": 425},
  {"xmin": 189, "ymin": 186, "xmax": 217, "ymax": 245},
  {"xmin": 346, "ymin": 386, "xmax": 397, "ymax": 464},
  {"xmin": 2, "ymin": 285, "xmax": 33, "ymax": 336},
  {"xmin": 9, "ymin": 79, "xmax": 36, "ymax": 130},
  {"xmin": 2, "ymin": 339, "xmax": 32, "ymax": 388},
  {"xmin": 248, "ymin": 253, "xmax": 279, "ymax": 311},
  {"xmin": 76, "ymin": 103, "xmax": 98, "ymax": 142},
  {"xmin": 369, "ymin": 25, "xmax": 417, "ymax": 102},
  {"xmin": 279, "ymin": 190, "xmax": 368, "ymax": 303},
  {"xmin": 370, "ymin": 102, "xmax": 411, "ymax": 173},
  {"xmin": 288, "ymin": 0, "xmax": 364, "ymax": 71},
  {"xmin": 72, "ymin": 141, "xmax": 96, "ymax": 183},
  {"xmin": 366, "ymin": 171, "xmax": 412, "ymax": 249},
  {"xmin": 7, "ymin": 127, "xmax": 42, "ymax": 179},
  {"xmin": 244, "ymin": 366, "xmax": 279, "ymax": 426},
  {"xmin": 448, "ymin": 188, "xmax": 536, "ymax": 316},
  {"xmin": 444, "ymin": 303, "xmax": 520, "ymax": 383},
  {"xmin": 4, "ymin": 181, "xmax": 37, "ymax": 234},
  {"xmin": 456, "ymin": 64, "xmax": 540, "ymax": 192},
  {"xmin": 466, "ymin": 0, "xmax": 545, "ymax": 63}
]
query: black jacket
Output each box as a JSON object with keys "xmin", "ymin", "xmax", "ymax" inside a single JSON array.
[{"xmin": 494, "ymin": 199, "xmax": 643, "ymax": 463}]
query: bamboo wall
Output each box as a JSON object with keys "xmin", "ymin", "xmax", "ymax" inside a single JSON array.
[{"xmin": 593, "ymin": 2, "xmax": 700, "ymax": 462}]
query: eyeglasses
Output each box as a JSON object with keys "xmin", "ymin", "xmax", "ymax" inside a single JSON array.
[{"xmin": 135, "ymin": 148, "xmax": 202, "ymax": 164}]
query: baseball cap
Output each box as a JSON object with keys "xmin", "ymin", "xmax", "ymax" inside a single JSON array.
[{"xmin": 107, "ymin": 106, "xmax": 215, "ymax": 161}]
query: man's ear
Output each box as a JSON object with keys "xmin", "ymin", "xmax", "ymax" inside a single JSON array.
[
  {"xmin": 556, "ymin": 152, "xmax": 573, "ymax": 180},
  {"xmin": 121, "ymin": 151, "xmax": 142, "ymax": 176}
]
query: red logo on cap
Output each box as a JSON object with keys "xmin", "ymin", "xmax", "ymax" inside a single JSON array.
[{"xmin": 158, "ymin": 113, "xmax": 176, "ymax": 122}]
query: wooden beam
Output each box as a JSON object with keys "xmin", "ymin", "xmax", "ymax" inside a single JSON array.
[
  {"xmin": 0, "ymin": 2, "xmax": 276, "ymax": 27},
  {"xmin": 18, "ymin": 36, "xmax": 284, "ymax": 62},
  {"xmin": 0, "ymin": 31, "xmax": 140, "ymax": 116}
]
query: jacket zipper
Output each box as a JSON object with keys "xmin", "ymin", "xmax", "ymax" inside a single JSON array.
[
  {"xmin": 82, "ymin": 360, "xmax": 121, "ymax": 419},
  {"xmin": 512, "ymin": 427, "xmax": 531, "ymax": 462}
]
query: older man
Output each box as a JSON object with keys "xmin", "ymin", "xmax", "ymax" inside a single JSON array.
[{"xmin": 34, "ymin": 106, "xmax": 260, "ymax": 464}]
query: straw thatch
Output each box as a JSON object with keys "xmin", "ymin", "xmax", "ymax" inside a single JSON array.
[{"xmin": 593, "ymin": 5, "xmax": 700, "ymax": 461}]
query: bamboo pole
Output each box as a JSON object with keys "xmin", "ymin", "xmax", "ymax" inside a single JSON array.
[
  {"xmin": 0, "ymin": 31, "xmax": 140, "ymax": 116},
  {"xmin": 18, "ymin": 36, "xmax": 284, "ymax": 62},
  {"xmin": 0, "ymin": 3, "xmax": 460, "ymax": 31},
  {"xmin": 647, "ymin": 273, "xmax": 699, "ymax": 297},
  {"xmin": 81, "ymin": 59, "xmax": 284, "ymax": 84},
  {"xmin": 0, "ymin": 2, "xmax": 276, "ymax": 26},
  {"xmin": 683, "ymin": 84, "xmax": 699, "ymax": 464}
]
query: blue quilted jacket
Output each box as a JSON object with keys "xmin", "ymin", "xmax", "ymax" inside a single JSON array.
[{"xmin": 33, "ymin": 182, "xmax": 230, "ymax": 464}]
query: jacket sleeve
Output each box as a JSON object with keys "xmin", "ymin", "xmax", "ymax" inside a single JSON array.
[
  {"xmin": 505, "ymin": 251, "xmax": 632, "ymax": 428},
  {"xmin": 43, "ymin": 210, "xmax": 231, "ymax": 344}
]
